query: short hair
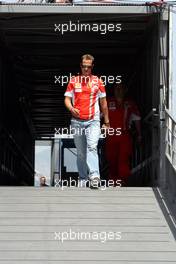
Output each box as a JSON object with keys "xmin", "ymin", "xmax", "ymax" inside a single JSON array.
[{"xmin": 81, "ymin": 54, "xmax": 94, "ymax": 63}]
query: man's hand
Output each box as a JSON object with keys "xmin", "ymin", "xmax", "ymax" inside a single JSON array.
[
  {"xmin": 64, "ymin": 96, "xmax": 80, "ymax": 118},
  {"xmin": 101, "ymin": 123, "xmax": 110, "ymax": 138},
  {"xmin": 102, "ymin": 123, "xmax": 110, "ymax": 129},
  {"xmin": 99, "ymin": 97, "xmax": 110, "ymax": 129},
  {"xmin": 70, "ymin": 107, "xmax": 80, "ymax": 118}
]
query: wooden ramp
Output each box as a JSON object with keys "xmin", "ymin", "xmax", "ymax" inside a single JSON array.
[{"xmin": 0, "ymin": 187, "xmax": 176, "ymax": 264}]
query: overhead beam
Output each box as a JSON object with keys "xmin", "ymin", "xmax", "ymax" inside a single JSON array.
[{"xmin": 0, "ymin": 5, "xmax": 159, "ymax": 14}]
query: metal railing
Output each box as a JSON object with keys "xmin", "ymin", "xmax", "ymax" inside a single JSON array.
[
  {"xmin": 0, "ymin": 0, "xmax": 167, "ymax": 5},
  {"xmin": 165, "ymin": 110, "xmax": 176, "ymax": 171},
  {"xmin": 130, "ymin": 109, "xmax": 159, "ymax": 186}
]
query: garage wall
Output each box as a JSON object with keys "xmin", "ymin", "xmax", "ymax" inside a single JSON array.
[
  {"xmin": 129, "ymin": 15, "xmax": 160, "ymax": 186},
  {"xmin": 0, "ymin": 50, "xmax": 35, "ymax": 185},
  {"xmin": 169, "ymin": 5, "xmax": 176, "ymax": 122}
]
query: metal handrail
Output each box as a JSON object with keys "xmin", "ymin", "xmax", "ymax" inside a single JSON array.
[
  {"xmin": 0, "ymin": 0, "xmax": 168, "ymax": 5},
  {"xmin": 143, "ymin": 108, "xmax": 158, "ymax": 123},
  {"xmin": 165, "ymin": 110, "xmax": 176, "ymax": 171}
]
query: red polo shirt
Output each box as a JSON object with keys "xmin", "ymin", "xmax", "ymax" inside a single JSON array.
[
  {"xmin": 107, "ymin": 97, "xmax": 141, "ymax": 131},
  {"xmin": 64, "ymin": 75, "xmax": 106, "ymax": 120}
]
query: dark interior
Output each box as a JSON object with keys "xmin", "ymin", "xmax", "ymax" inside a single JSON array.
[{"xmin": 0, "ymin": 12, "xmax": 160, "ymax": 185}]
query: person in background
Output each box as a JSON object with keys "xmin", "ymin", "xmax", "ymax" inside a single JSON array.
[
  {"xmin": 105, "ymin": 83, "xmax": 141, "ymax": 187},
  {"xmin": 40, "ymin": 176, "xmax": 49, "ymax": 187}
]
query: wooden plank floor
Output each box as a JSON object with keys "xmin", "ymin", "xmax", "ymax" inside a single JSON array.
[{"xmin": 0, "ymin": 187, "xmax": 176, "ymax": 264}]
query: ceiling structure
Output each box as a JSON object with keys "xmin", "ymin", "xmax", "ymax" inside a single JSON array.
[{"xmin": 0, "ymin": 12, "xmax": 158, "ymax": 138}]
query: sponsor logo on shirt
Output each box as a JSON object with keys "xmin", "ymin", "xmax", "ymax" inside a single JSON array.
[
  {"xmin": 92, "ymin": 85, "xmax": 99, "ymax": 91},
  {"xmin": 75, "ymin": 82, "xmax": 82, "ymax": 92}
]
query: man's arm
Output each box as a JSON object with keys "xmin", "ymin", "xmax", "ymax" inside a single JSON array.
[
  {"xmin": 129, "ymin": 100, "xmax": 142, "ymax": 143},
  {"xmin": 64, "ymin": 96, "xmax": 73, "ymax": 111},
  {"xmin": 99, "ymin": 97, "xmax": 110, "ymax": 126},
  {"xmin": 64, "ymin": 96, "xmax": 79, "ymax": 118}
]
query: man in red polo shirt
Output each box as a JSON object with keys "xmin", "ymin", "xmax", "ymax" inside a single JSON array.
[
  {"xmin": 106, "ymin": 83, "xmax": 141, "ymax": 187},
  {"xmin": 64, "ymin": 54, "xmax": 109, "ymax": 188}
]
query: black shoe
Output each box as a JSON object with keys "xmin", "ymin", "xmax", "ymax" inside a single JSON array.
[{"xmin": 89, "ymin": 176, "xmax": 100, "ymax": 189}]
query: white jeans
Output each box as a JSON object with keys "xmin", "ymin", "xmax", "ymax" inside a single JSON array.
[{"xmin": 71, "ymin": 118, "xmax": 101, "ymax": 181}]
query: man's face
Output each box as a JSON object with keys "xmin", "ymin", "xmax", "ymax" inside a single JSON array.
[
  {"xmin": 40, "ymin": 177, "xmax": 46, "ymax": 185},
  {"xmin": 80, "ymin": 59, "xmax": 93, "ymax": 76}
]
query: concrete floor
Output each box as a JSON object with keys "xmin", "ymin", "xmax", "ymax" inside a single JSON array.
[{"xmin": 0, "ymin": 186, "xmax": 176, "ymax": 263}]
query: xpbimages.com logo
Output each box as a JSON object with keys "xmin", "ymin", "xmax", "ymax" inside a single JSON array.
[
  {"xmin": 54, "ymin": 21, "xmax": 122, "ymax": 35},
  {"xmin": 54, "ymin": 229, "xmax": 122, "ymax": 243},
  {"xmin": 54, "ymin": 126, "xmax": 122, "ymax": 138},
  {"xmin": 54, "ymin": 178, "xmax": 122, "ymax": 190},
  {"xmin": 54, "ymin": 73, "xmax": 122, "ymax": 86}
]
